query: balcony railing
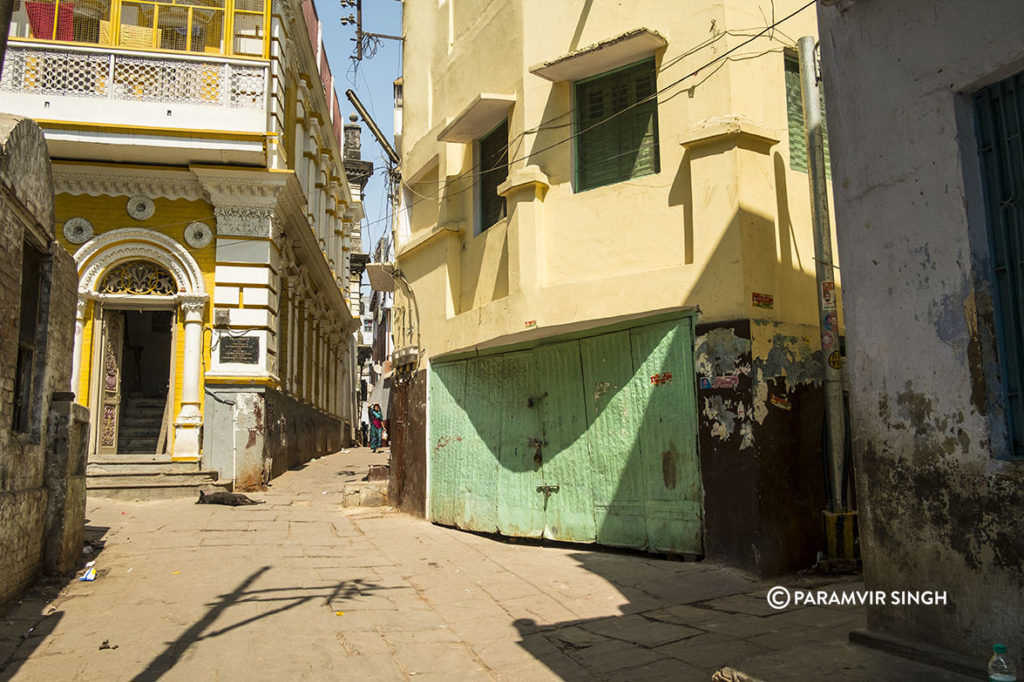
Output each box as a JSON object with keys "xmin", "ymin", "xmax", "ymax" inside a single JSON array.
[{"xmin": 0, "ymin": 42, "xmax": 266, "ymax": 109}]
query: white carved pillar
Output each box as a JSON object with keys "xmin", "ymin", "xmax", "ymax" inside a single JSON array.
[
  {"xmin": 175, "ymin": 293, "xmax": 207, "ymax": 457},
  {"xmin": 288, "ymin": 284, "xmax": 299, "ymax": 395},
  {"xmin": 70, "ymin": 297, "xmax": 88, "ymax": 400},
  {"xmin": 303, "ymin": 309, "xmax": 313, "ymax": 403}
]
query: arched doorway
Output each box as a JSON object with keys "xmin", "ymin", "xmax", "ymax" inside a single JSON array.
[{"xmin": 73, "ymin": 229, "xmax": 208, "ymax": 459}]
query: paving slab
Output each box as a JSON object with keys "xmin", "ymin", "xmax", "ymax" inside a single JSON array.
[{"xmin": 0, "ymin": 446, "xmax": 978, "ymax": 681}]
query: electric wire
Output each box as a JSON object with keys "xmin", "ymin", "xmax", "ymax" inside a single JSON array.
[{"xmin": 355, "ymin": 0, "xmax": 816, "ymax": 235}]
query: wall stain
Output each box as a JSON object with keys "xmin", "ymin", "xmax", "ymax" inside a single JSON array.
[{"xmin": 662, "ymin": 441, "xmax": 679, "ymax": 489}]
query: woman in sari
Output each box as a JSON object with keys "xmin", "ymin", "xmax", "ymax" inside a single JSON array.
[{"xmin": 368, "ymin": 403, "xmax": 384, "ymax": 453}]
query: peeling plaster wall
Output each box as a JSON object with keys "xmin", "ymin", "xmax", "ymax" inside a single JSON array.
[
  {"xmin": 202, "ymin": 387, "xmax": 342, "ymax": 490},
  {"xmin": 818, "ymin": 0, "xmax": 1024, "ymax": 659},
  {"xmin": 696, "ymin": 319, "xmax": 827, "ymax": 575}
]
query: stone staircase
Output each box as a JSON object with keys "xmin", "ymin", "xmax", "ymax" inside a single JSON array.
[
  {"xmin": 87, "ymin": 456, "xmax": 231, "ymax": 500},
  {"xmin": 117, "ymin": 396, "xmax": 165, "ymax": 454}
]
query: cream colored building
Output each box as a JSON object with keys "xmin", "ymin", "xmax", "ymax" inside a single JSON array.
[
  {"xmin": 392, "ymin": 0, "xmax": 841, "ymax": 573},
  {"xmin": 2, "ymin": 0, "xmax": 365, "ymax": 492}
]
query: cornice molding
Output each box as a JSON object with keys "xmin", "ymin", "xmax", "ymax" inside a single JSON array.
[
  {"xmin": 53, "ymin": 164, "xmax": 203, "ymax": 201},
  {"xmin": 191, "ymin": 167, "xmax": 289, "ymax": 209}
]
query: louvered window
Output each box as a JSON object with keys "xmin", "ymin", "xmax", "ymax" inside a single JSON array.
[
  {"xmin": 478, "ymin": 118, "xmax": 508, "ymax": 231},
  {"xmin": 785, "ymin": 55, "xmax": 830, "ymax": 177},
  {"xmin": 975, "ymin": 70, "xmax": 1024, "ymax": 460},
  {"xmin": 575, "ymin": 59, "xmax": 660, "ymax": 192}
]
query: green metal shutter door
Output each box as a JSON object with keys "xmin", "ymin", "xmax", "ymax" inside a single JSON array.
[
  {"xmin": 535, "ymin": 340, "xmax": 597, "ymax": 542},
  {"xmin": 460, "ymin": 355, "xmax": 503, "ymax": 530},
  {"xmin": 495, "ymin": 351, "xmax": 544, "ymax": 537},
  {"xmin": 429, "ymin": 360, "xmax": 467, "ymax": 525},
  {"xmin": 580, "ymin": 330, "xmax": 648, "ymax": 549},
  {"xmin": 629, "ymin": 318, "xmax": 703, "ymax": 554}
]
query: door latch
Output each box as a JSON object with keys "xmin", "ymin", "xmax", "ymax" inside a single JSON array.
[
  {"xmin": 536, "ymin": 484, "xmax": 560, "ymax": 510},
  {"xmin": 528, "ymin": 438, "xmax": 546, "ymax": 467}
]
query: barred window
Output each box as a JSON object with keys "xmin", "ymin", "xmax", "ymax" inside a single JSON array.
[{"xmin": 12, "ymin": 244, "xmax": 44, "ymax": 435}]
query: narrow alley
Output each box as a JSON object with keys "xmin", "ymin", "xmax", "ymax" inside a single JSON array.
[{"xmin": 0, "ymin": 449, "xmax": 973, "ymax": 681}]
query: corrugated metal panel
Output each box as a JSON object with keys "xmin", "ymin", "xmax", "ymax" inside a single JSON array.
[
  {"xmin": 429, "ymin": 312, "xmax": 703, "ymax": 554},
  {"xmin": 461, "ymin": 356, "xmax": 502, "ymax": 531},
  {"xmin": 630, "ymin": 318, "xmax": 703, "ymax": 554},
  {"xmin": 580, "ymin": 330, "xmax": 647, "ymax": 549},
  {"xmin": 496, "ymin": 351, "xmax": 544, "ymax": 537},
  {"xmin": 535, "ymin": 340, "xmax": 596, "ymax": 542},
  {"xmin": 428, "ymin": 360, "xmax": 466, "ymax": 525}
]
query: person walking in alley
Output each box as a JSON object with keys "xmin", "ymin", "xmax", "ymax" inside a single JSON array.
[{"xmin": 369, "ymin": 404, "xmax": 384, "ymax": 453}]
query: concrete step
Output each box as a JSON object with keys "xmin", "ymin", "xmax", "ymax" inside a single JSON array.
[
  {"xmin": 87, "ymin": 470, "xmax": 230, "ymax": 501},
  {"xmin": 88, "ymin": 458, "xmax": 200, "ymax": 474},
  {"xmin": 117, "ymin": 443, "xmax": 160, "ymax": 455},
  {"xmin": 342, "ymin": 481, "xmax": 388, "ymax": 507}
]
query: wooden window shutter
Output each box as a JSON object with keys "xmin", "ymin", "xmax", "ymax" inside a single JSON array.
[
  {"xmin": 576, "ymin": 59, "xmax": 660, "ymax": 191},
  {"xmin": 785, "ymin": 55, "xmax": 831, "ymax": 177},
  {"xmin": 479, "ymin": 118, "xmax": 508, "ymax": 231}
]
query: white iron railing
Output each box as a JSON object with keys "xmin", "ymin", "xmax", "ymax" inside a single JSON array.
[{"xmin": 0, "ymin": 42, "xmax": 266, "ymax": 109}]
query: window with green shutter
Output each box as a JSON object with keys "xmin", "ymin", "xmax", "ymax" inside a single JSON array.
[
  {"xmin": 785, "ymin": 55, "xmax": 831, "ymax": 177},
  {"xmin": 975, "ymin": 70, "xmax": 1024, "ymax": 460},
  {"xmin": 478, "ymin": 118, "xmax": 508, "ymax": 232},
  {"xmin": 575, "ymin": 59, "xmax": 660, "ymax": 192}
]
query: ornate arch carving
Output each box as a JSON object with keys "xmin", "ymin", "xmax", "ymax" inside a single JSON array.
[{"xmin": 74, "ymin": 228, "xmax": 206, "ymax": 297}]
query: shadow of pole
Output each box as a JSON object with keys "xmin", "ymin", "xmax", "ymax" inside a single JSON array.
[
  {"xmin": 132, "ymin": 566, "xmax": 271, "ymax": 682},
  {"xmin": 132, "ymin": 569, "xmax": 385, "ymax": 681}
]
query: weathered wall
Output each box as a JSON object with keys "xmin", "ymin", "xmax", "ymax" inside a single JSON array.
[
  {"xmin": 696, "ymin": 319, "xmax": 827, "ymax": 575},
  {"xmin": 0, "ymin": 115, "xmax": 82, "ymax": 604},
  {"xmin": 818, "ymin": 0, "xmax": 1024, "ymax": 659},
  {"xmin": 43, "ymin": 400, "xmax": 88, "ymax": 577},
  {"xmin": 388, "ymin": 369, "xmax": 427, "ymax": 517},
  {"xmin": 202, "ymin": 386, "xmax": 342, "ymax": 489}
]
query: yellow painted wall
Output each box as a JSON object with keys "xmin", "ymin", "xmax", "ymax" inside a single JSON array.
[
  {"xmin": 396, "ymin": 0, "xmax": 839, "ymax": 358},
  {"xmin": 55, "ymin": 193, "xmax": 218, "ymax": 446}
]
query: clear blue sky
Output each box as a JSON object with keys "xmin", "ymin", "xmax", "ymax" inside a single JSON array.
[{"xmin": 314, "ymin": 0, "xmax": 403, "ymax": 269}]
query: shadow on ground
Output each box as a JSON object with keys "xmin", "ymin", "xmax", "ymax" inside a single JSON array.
[
  {"xmin": 0, "ymin": 524, "xmax": 110, "ymax": 678},
  {"xmin": 133, "ymin": 567, "xmax": 390, "ymax": 681},
  {"xmin": 511, "ymin": 551, "xmax": 866, "ymax": 681}
]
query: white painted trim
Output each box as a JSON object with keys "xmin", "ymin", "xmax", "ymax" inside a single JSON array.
[{"xmin": 75, "ymin": 228, "xmax": 207, "ymax": 297}]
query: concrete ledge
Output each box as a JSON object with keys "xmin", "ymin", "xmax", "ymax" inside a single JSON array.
[
  {"xmin": 342, "ymin": 481, "xmax": 388, "ymax": 507},
  {"xmin": 680, "ymin": 116, "xmax": 779, "ymax": 151},
  {"xmin": 849, "ymin": 629, "xmax": 985, "ymax": 678}
]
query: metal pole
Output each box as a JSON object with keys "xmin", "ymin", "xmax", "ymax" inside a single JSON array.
[
  {"xmin": 356, "ymin": 0, "xmax": 363, "ymax": 61},
  {"xmin": 345, "ymin": 88, "xmax": 400, "ymax": 166},
  {"xmin": 798, "ymin": 35, "xmax": 845, "ymax": 513}
]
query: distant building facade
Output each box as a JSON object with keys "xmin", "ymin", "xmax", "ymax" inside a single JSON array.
[
  {"xmin": 392, "ymin": 0, "xmax": 838, "ymax": 572},
  {"xmin": 1, "ymin": 0, "xmax": 365, "ymax": 491},
  {"xmin": 818, "ymin": 0, "xmax": 1023, "ymax": 664}
]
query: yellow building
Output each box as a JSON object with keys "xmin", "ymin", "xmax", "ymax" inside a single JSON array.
[
  {"xmin": 391, "ymin": 0, "xmax": 840, "ymax": 574},
  {"xmin": 1, "ymin": 0, "xmax": 365, "ymax": 493}
]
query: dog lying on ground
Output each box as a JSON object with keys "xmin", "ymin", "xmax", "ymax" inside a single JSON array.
[{"xmin": 196, "ymin": 490, "xmax": 264, "ymax": 506}]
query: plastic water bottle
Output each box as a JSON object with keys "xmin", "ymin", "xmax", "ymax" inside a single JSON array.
[{"xmin": 989, "ymin": 644, "xmax": 1018, "ymax": 682}]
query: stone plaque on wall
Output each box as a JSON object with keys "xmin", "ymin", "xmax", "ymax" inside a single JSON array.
[{"xmin": 219, "ymin": 336, "xmax": 259, "ymax": 364}]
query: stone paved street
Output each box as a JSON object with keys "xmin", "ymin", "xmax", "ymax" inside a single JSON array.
[{"xmin": 0, "ymin": 449, "xmax": 975, "ymax": 681}]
